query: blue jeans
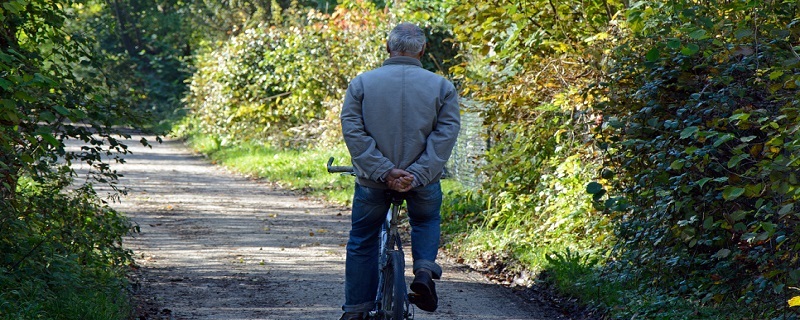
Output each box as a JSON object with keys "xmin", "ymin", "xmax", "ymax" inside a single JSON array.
[{"xmin": 342, "ymin": 182, "xmax": 443, "ymax": 313}]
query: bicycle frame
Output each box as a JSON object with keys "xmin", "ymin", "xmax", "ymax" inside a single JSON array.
[
  {"xmin": 326, "ymin": 157, "xmax": 412, "ymax": 320},
  {"xmin": 373, "ymin": 196, "xmax": 405, "ymax": 316},
  {"xmin": 370, "ymin": 192, "xmax": 413, "ymax": 319},
  {"xmin": 381, "ymin": 197, "xmax": 404, "ymax": 268}
]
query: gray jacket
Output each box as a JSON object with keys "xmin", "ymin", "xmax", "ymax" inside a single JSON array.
[{"xmin": 341, "ymin": 56, "xmax": 460, "ymax": 189}]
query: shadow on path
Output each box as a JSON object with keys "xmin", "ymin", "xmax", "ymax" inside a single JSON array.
[{"xmin": 70, "ymin": 136, "xmax": 565, "ymax": 320}]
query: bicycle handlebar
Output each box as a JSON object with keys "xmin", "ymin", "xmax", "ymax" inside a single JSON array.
[{"xmin": 327, "ymin": 157, "xmax": 355, "ymax": 174}]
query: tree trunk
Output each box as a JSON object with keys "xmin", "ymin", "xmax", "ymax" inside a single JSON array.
[{"xmin": 107, "ymin": 0, "xmax": 138, "ymax": 56}]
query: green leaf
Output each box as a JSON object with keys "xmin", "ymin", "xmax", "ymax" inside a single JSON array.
[
  {"xmin": 53, "ymin": 105, "xmax": 70, "ymax": 116},
  {"xmin": 592, "ymin": 189, "xmax": 607, "ymax": 201},
  {"xmin": 681, "ymin": 44, "xmax": 700, "ymax": 55},
  {"xmin": 745, "ymin": 183, "xmax": 763, "ymax": 197},
  {"xmin": 2, "ymin": 0, "xmax": 24, "ymax": 14},
  {"xmin": 761, "ymin": 222, "xmax": 776, "ymax": 233},
  {"xmin": 20, "ymin": 153, "xmax": 34, "ymax": 163},
  {"xmin": 730, "ymin": 210, "xmax": 748, "ymax": 221},
  {"xmin": 723, "ymin": 186, "xmax": 745, "ymax": 200},
  {"xmin": 713, "ymin": 133, "xmax": 735, "ymax": 147},
  {"xmin": 711, "ymin": 248, "xmax": 731, "ymax": 259},
  {"xmin": 586, "ymin": 182, "xmax": 604, "ymax": 195},
  {"xmin": 729, "ymin": 113, "xmax": 750, "ymax": 121},
  {"xmin": 778, "ymin": 203, "xmax": 794, "ymax": 217},
  {"xmin": 40, "ymin": 111, "xmax": 56, "ymax": 122},
  {"xmin": 601, "ymin": 169, "xmax": 614, "ymax": 179},
  {"xmin": 688, "ymin": 29, "xmax": 707, "ymax": 39},
  {"xmin": 680, "ymin": 126, "xmax": 699, "ymax": 139},
  {"xmin": 670, "ymin": 159, "xmax": 685, "ymax": 170},
  {"xmin": 740, "ymin": 136, "xmax": 757, "ymax": 142},
  {"xmin": 604, "ymin": 197, "xmax": 617, "ymax": 209},
  {"xmin": 0, "ymin": 77, "xmax": 12, "ymax": 90},
  {"xmin": 646, "ymin": 47, "xmax": 660, "ymax": 61},
  {"xmin": 734, "ymin": 28, "xmax": 753, "ymax": 39},
  {"xmin": 667, "ymin": 38, "xmax": 681, "ymax": 49},
  {"xmin": 697, "ymin": 177, "xmax": 712, "ymax": 187},
  {"xmin": 14, "ymin": 91, "xmax": 35, "ymax": 102},
  {"xmin": 608, "ymin": 119, "xmax": 625, "ymax": 128},
  {"xmin": 3, "ymin": 109, "xmax": 19, "ymax": 123},
  {"xmin": 40, "ymin": 133, "xmax": 60, "ymax": 147},
  {"xmin": 769, "ymin": 70, "xmax": 784, "ymax": 80},
  {"xmin": 728, "ymin": 154, "xmax": 749, "ymax": 168},
  {"xmin": 703, "ymin": 216, "xmax": 714, "ymax": 229}
]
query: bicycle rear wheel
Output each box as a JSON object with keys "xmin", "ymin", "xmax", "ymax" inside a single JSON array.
[{"xmin": 380, "ymin": 250, "xmax": 407, "ymax": 319}]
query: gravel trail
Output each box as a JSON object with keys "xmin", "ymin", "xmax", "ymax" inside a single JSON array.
[{"xmin": 87, "ymin": 136, "xmax": 565, "ymax": 320}]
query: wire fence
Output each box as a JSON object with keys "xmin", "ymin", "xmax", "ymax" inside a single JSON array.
[{"xmin": 446, "ymin": 101, "xmax": 487, "ymax": 190}]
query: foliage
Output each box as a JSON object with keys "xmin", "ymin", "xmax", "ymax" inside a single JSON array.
[
  {"xmin": 791, "ymin": 295, "xmax": 800, "ymax": 307},
  {"xmin": 178, "ymin": 0, "xmax": 389, "ymax": 147},
  {"xmin": 71, "ymin": 0, "xmax": 195, "ymax": 132},
  {"xmin": 0, "ymin": 182, "xmax": 133, "ymax": 319},
  {"xmin": 445, "ymin": 0, "xmax": 619, "ymax": 284},
  {"xmin": 446, "ymin": 0, "xmax": 800, "ymax": 317},
  {"xmin": 2, "ymin": 0, "xmax": 148, "ymax": 317},
  {"xmin": 183, "ymin": 0, "xmax": 339, "ymax": 41},
  {"xmin": 393, "ymin": 0, "xmax": 460, "ymax": 75},
  {"xmin": 590, "ymin": 0, "xmax": 800, "ymax": 317},
  {"xmin": 1, "ymin": 0, "xmax": 149, "ymax": 201},
  {"xmin": 177, "ymin": 0, "xmax": 464, "ymax": 148}
]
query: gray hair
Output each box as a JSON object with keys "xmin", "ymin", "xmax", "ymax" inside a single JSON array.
[{"xmin": 387, "ymin": 23, "xmax": 426, "ymax": 55}]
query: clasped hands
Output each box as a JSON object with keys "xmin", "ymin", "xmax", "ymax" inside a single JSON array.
[{"xmin": 385, "ymin": 168, "xmax": 414, "ymax": 192}]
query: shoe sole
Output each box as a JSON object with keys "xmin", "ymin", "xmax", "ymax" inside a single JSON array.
[{"xmin": 409, "ymin": 281, "xmax": 437, "ymax": 312}]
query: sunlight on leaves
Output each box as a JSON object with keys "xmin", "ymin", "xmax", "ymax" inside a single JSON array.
[{"xmin": 789, "ymin": 296, "xmax": 800, "ymax": 307}]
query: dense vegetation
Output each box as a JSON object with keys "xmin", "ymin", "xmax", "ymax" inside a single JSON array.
[
  {"xmin": 4, "ymin": 0, "xmax": 799, "ymax": 318},
  {"xmin": 445, "ymin": 1, "xmax": 800, "ymax": 318},
  {"xmin": 445, "ymin": 0, "xmax": 613, "ymax": 283},
  {"xmin": 592, "ymin": 2, "xmax": 800, "ymax": 316},
  {"xmin": 1, "ymin": 0, "xmax": 153, "ymax": 317}
]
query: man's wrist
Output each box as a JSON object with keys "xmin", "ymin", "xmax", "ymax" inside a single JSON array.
[
  {"xmin": 378, "ymin": 169, "xmax": 391, "ymax": 182},
  {"xmin": 410, "ymin": 176, "xmax": 422, "ymax": 188}
]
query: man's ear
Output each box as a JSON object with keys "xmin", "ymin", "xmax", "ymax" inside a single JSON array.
[
  {"xmin": 386, "ymin": 43, "xmax": 391, "ymax": 54},
  {"xmin": 417, "ymin": 47, "xmax": 426, "ymax": 59}
]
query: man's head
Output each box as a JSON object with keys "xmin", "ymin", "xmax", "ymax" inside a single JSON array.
[{"xmin": 387, "ymin": 22, "xmax": 426, "ymax": 59}]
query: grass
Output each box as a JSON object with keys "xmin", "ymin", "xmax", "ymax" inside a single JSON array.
[
  {"xmin": 188, "ymin": 135, "xmax": 355, "ymax": 204},
  {"xmin": 186, "ymin": 134, "xmax": 463, "ymax": 206}
]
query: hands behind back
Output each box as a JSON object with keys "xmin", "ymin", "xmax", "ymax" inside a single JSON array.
[{"xmin": 386, "ymin": 169, "xmax": 414, "ymax": 192}]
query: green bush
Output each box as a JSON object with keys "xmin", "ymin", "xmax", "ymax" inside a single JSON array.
[
  {"xmin": 1, "ymin": 181, "xmax": 133, "ymax": 319},
  {"xmin": 445, "ymin": 0, "xmax": 615, "ymax": 282},
  {"xmin": 2, "ymin": 1, "xmax": 151, "ymax": 318},
  {"xmin": 178, "ymin": 0, "xmax": 389, "ymax": 147},
  {"xmin": 591, "ymin": 1, "xmax": 800, "ymax": 317}
]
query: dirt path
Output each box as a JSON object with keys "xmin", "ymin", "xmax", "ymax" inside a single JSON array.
[{"xmin": 91, "ymin": 136, "xmax": 565, "ymax": 320}]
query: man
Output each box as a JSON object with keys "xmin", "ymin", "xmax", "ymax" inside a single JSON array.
[{"xmin": 339, "ymin": 22, "xmax": 460, "ymax": 320}]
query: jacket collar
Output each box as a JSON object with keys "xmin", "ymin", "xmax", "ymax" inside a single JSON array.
[{"xmin": 382, "ymin": 56, "xmax": 423, "ymax": 68}]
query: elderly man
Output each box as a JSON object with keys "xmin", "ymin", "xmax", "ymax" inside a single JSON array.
[{"xmin": 338, "ymin": 22, "xmax": 461, "ymax": 320}]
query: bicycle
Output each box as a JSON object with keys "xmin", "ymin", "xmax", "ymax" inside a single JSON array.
[{"xmin": 327, "ymin": 157, "xmax": 413, "ymax": 320}]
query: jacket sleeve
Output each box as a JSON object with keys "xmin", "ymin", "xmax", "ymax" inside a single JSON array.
[
  {"xmin": 340, "ymin": 78, "xmax": 395, "ymax": 182},
  {"xmin": 406, "ymin": 81, "xmax": 461, "ymax": 187}
]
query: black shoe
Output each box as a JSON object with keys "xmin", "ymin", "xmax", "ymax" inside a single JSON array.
[
  {"xmin": 409, "ymin": 269, "xmax": 438, "ymax": 312},
  {"xmin": 338, "ymin": 312, "xmax": 364, "ymax": 320}
]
